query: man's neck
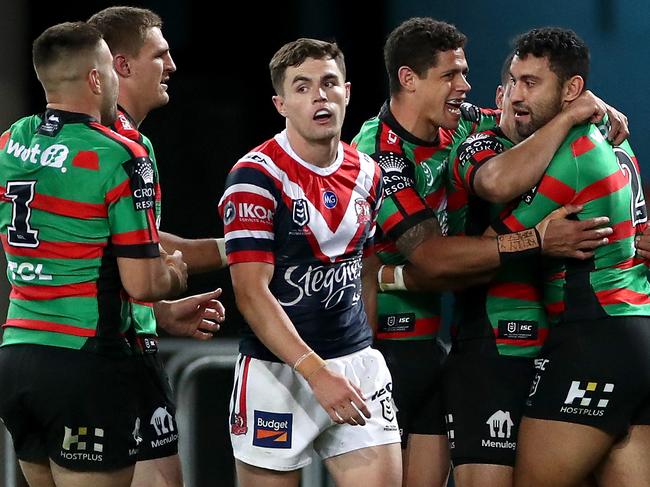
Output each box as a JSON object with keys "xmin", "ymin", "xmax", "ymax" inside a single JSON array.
[
  {"xmin": 46, "ymin": 101, "xmax": 99, "ymax": 122},
  {"xmin": 389, "ymin": 95, "xmax": 440, "ymax": 143},
  {"xmin": 117, "ymin": 96, "xmax": 146, "ymax": 128},
  {"xmin": 285, "ymin": 128, "xmax": 339, "ymax": 168}
]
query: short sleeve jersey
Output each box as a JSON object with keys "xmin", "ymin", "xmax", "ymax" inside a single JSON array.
[
  {"xmin": 493, "ymin": 122, "xmax": 650, "ymax": 323},
  {"xmin": 0, "ymin": 109, "xmax": 160, "ymax": 350},
  {"xmin": 111, "ymin": 108, "xmax": 163, "ymax": 337},
  {"xmin": 447, "ymin": 126, "xmax": 548, "ymax": 357},
  {"xmin": 352, "ymin": 101, "xmax": 498, "ymax": 340},
  {"xmin": 218, "ymin": 130, "xmax": 383, "ymax": 361}
]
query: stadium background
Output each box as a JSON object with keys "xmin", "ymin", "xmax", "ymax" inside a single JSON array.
[{"xmin": 0, "ymin": 0, "xmax": 648, "ymax": 485}]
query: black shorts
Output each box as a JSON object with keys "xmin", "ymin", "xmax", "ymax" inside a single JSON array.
[
  {"xmin": 0, "ymin": 344, "xmax": 140, "ymax": 471},
  {"xmin": 374, "ymin": 338, "xmax": 447, "ymax": 445},
  {"xmin": 525, "ymin": 317, "xmax": 650, "ymax": 437},
  {"xmin": 442, "ymin": 349, "xmax": 534, "ymax": 466},
  {"xmin": 131, "ymin": 336, "xmax": 179, "ymax": 461}
]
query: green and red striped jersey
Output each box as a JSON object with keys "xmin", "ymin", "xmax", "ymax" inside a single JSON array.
[
  {"xmin": 353, "ymin": 101, "xmax": 497, "ymax": 341},
  {"xmin": 447, "ymin": 126, "xmax": 547, "ymax": 357},
  {"xmin": 0, "ymin": 109, "xmax": 160, "ymax": 350},
  {"xmin": 494, "ymin": 122, "xmax": 650, "ymax": 324},
  {"xmin": 112, "ymin": 108, "xmax": 162, "ymax": 337}
]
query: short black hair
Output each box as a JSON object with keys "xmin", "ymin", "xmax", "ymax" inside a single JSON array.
[
  {"xmin": 500, "ymin": 51, "xmax": 515, "ymax": 85},
  {"xmin": 33, "ymin": 22, "xmax": 103, "ymax": 71},
  {"xmin": 384, "ymin": 17, "xmax": 466, "ymax": 95},
  {"xmin": 269, "ymin": 38, "xmax": 345, "ymax": 95},
  {"xmin": 514, "ymin": 27, "xmax": 589, "ymax": 85}
]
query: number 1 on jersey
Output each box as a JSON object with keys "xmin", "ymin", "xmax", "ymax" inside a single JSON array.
[{"xmin": 5, "ymin": 180, "xmax": 39, "ymax": 248}]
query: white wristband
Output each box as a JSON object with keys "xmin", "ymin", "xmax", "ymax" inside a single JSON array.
[
  {"xmin": 216, "ymin": 238, "xmax": 227, "ymax": 269},
  {"xmin": 377, "ymin": 264, "xmax": 407, "ymax": 292}
]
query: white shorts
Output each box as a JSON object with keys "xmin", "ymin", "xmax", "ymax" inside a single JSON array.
[{"xmin": 229, "ymin": 347, "xmax": 400, "ymax": 471}]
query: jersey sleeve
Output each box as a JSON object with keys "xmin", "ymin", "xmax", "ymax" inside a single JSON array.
[
  {"xmin": 452, "ymin": 131, "xmax": 506, "ymax": 195},
  {"xmin": 493, "ymin": 145, "xmax": 579, "ymax": 233},
  {"xmin": 105, "ymin": 155, "xmax": 160, "ymax": 258},
  {"xmin": 218, "ymin": 157, "xmax": 278, "ymax": 265},
  {"xmin": 373, "ymin": 151, "xmax": 436, "ymax": 242}
]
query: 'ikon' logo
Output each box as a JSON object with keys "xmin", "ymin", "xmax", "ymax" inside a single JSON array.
[
  {"xmin": 253, "ymin": 411, "xmax": 292, "ymax": 449},
  {"xmin": 486, "ymin": 410, "xmax": 513, "ymax": 439}
]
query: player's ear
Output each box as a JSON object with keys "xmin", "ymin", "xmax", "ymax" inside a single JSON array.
[
  {"xmin": 113, "ymin": 54, "xmax": 131, "ymax": 77},
  {"xmin": 563, "ymin": 75, "xmax": 584, "ymax": 103},
  {"xmin": 495, "ymin": 85, "xmax": 504, "ymax": 109},
  {"xmin": 398, "ymin": 66, "xmax": 417, "ymax": 93},
  {"xmin": 88, "ymin": 68, "xmax": 102, "ymax": 95},
  {"xmin": 345, "ymin": 82, "xmax": 351, "ymax": 106},
  {"xmin": 272, "ymin": 95, "xmax": 287, "ymax": 118}
]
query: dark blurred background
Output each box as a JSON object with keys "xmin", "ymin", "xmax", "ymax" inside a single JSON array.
[{"xmin": 1, "ymin": 1, "xmax": 649, "ymax": 485}]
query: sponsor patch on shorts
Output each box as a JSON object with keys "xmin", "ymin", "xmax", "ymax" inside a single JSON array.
[
  {"xmin": 498, "ymin": 320, "xmax": 537, "ymax": 340},
  {"xmin": 252, "ymin": 411, "xmax": 292, "ymax": 449}
]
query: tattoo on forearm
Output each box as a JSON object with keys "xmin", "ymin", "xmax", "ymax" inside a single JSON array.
[{"xmin": 396, "ymin": 218, "xmax": 440, "ymax": 257}]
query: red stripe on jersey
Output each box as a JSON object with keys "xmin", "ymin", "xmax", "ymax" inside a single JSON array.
[
  {"xmin": 0, "ymin": 131, "xmax": 10, "ymax": 150},
  {"xmin": 72, "ymin": 151, "xmax": 99, "ymax": 170},
  {"xmin": 472, "ymin": 148, "xmax": 498, "ymax": 165},
  {"xmin": 488, "ymin": 282, "xmax": 541, "ymax": 301},
  {"xmin": 613, "ymin": 257, "xmax": 645, "ymax": 270},
  {"xmin": 547, "ymin": 270, "xmax": 566, "ymax": 281},
  {"xmin": 609, "ymin": 220, "xmax": 636, "ymax": 243},
  {"xmin": 375, "ymin": 316, "xmax": 440, "ymax": 340},
  {"xmin": 112, "ymin": 229, "xmax": 157, "ymax": 246},
  {"xmin": 424, "ymin": 186, "xmax": 445, "ymax": 212},
  {"xmin": 545, "ymin": 300, "xmax": 565, "ymax": 316},
  {"xmin": 381, "ymin": 211, "xmax": 405, "ymax": 235},
  {"xmin": 3, "ymin": 318, "xmax": 96, "ymax": 337},
  {"xmin": 11, "ymin": 282, "xmax": 97, "ymax": 300},
  {"xmin": 571, "ymin": 136, "xmax": 596, "ymax": 158},
  {"xmin": 379, "ymin": 124, "xmax": 402, "ymax": 153},
  {"xmin": 89, "ymin": 122, "xmax": 149, "ymax": 159},
  {"xmin": 537, "ymin": 175, "xmax": 575, "ymax": 205},
  {"xmin": 596, "ymin": 288, "xmax": 650, "ymax": 306},
  {"xmin": 394, "ymin": 188, "xmax": 428, "ymax": 215},
  {"xmin": 447, "ymin": 188, "xmax": 468, "ymax": 212},
  {"xmin": 501, "ymin": 214, "xmax": 526, "ymax": 232},
  {"xmin": 1, "ymin": 235, "xmax": 105, "ymax": 259},
  {"xmin": 413, "ymin": 145, "xmax": 438, "ymax": 163},
  {"xmin": 105, "ymin": 180, "xmax": 132, "ymax": 205},
  {"xmin": 375, "ymin": 240, "xmax": 398, "ymax": 254},
  {"xmin": 7, "ymin": 189, "xmax": 107, "ymax": 219},
  {"xmin": 495, "ymin": 326, "xmax": 549, "ymax": 348},
  {"xmin": 438, "ymin": 128, "xmax": 454, "ymax": 149},
  {"xmin": 463, "ymin": 164, "xmax": 476, "ymax": 189},
  {"xmin": 227, "ymin": 250, "xmax": 275, "ymax": 265},
  {"xmin": 573, "ymin": 171, "xmax": 628, "ymax": 206}
]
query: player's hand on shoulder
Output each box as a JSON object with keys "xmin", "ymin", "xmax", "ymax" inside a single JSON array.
[{"xmin": 307, "ymin": 367, "xmax": 371, "ymax": 426}]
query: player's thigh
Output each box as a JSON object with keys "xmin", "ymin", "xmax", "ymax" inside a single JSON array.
[
  {"xmin": 235, "ymin": 459, "xmax": 301, "ymax": 487},
  {"xmin": 50, "ymin": 460, "xmax": 134, "ymax": 487},
  {"xmin": 453, "ymin": 463, "xmax": 512, "ymax": 487},
  {"xmin": 132, "ymin": 351, "xmax": 180, "ymax": 466},
  {"xmin": 131, "ymin": 455, "xmax": 182, "ymax": 487},
  {"xmin": 595, "ymin": 424, "xmax": 650, "ymax": 487},
  {"xmin": 443, "ymin": 352, "xmax": 533, "ymax": 468},
  {"xmin": 514, "ymin": 417, "xmax": 613, "ymax": 487},
  {"xmin": 18, "ymin": 459, "xmax": 56, "ymax": 487},
  {"xmin": 375, "ymin": 339, "xmax": 447, "ymax": 444},
  {"xmin": 324, "ymin": 443, "xmax": 402, "ymax": 487},
  {"xmin": 403, "ymin": 433, "xmax": 449, "ymax": 487}
]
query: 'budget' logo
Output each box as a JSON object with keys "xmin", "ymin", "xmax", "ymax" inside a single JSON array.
[{"xmin": 253, "ymin": 411, "xmax": 292, "ymax": 449}]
